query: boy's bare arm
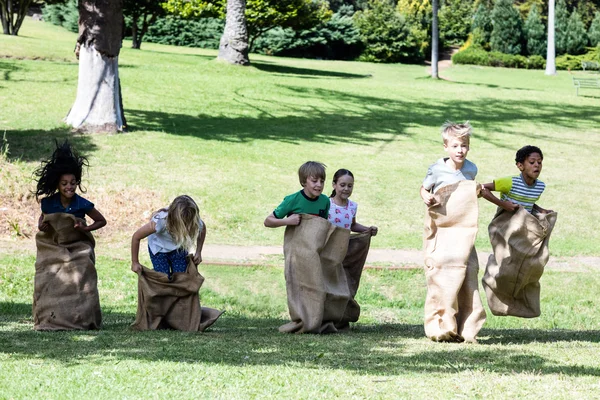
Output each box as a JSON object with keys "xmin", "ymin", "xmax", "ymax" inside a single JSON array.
[
  {"xmin": 480, "ymin": 182, "xmax": 519, "ymax": 212},
  {"xmin": 264, "ymin": 213, "xmax": 301, "ymax": 228},
  {"xmin": 420, "ymin": 186, "xmax": 436, "ymax": 206}
]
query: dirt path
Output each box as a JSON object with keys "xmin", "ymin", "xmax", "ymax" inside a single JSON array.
[{"xmin": 2, "ymin": 239, "xmax": 598, "ymax": 271}]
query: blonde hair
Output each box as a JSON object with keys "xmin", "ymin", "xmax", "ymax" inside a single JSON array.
[
  {"xmin": 441, "ymin": 121, "xmax": 472, "ymax": 144},
  {"xmin": 165, "ymin": 195, "xmax": 202, "ymax": 251},
  {"xmin": 298, "ymin": 161, "xmax": 327, "ymax": 186}
]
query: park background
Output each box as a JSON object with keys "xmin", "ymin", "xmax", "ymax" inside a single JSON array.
[{"xmin": 2, "ymin": 1, "xmax": 600, "ymax": 398}]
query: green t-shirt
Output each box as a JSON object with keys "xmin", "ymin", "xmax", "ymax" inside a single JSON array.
[{"xmin": 272, "ymin": 190, "xmax": 330, "ymax": 219}]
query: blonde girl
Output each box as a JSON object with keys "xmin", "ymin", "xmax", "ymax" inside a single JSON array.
[
  {"xmin": 328, "ymin": 169, "xmax": 378, "ymax": 235},
  {"xmin": 131, "ymin": 195, "xmax": 206, "ymax": 277}
]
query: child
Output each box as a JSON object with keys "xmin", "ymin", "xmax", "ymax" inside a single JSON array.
[
  {"xmin": 480, "ymin": 146, "xmax": 557, "ymax": 318},
  {"xmin": 34, "ymin": 140, "xmax": 106, "ymax": 232},
  {"xmin": 264, "ymin": 161, "xmax": 330, "ymax": 228},
  {"xmin": 420, "ymin": 121, "xmax": 486, "ymax": 343},
  {"xmin": 328, "ymin": 168, "xmax": 378, "ymax": 236},
  {"xmin": 480, "ymin": 145, "xmax": 552, "ymax": 214},
  {"xmin": 131, "ymin": 195, "xmax": 206, "ymax": 277},
  {"xmin": 33, "ymin": 140, "xmax": 105, "ymax": 330}
]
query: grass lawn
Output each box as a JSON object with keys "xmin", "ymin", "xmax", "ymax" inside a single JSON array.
[{"xmin": 1, "ymin": 18, "xmax": 600, "ymax": 399}]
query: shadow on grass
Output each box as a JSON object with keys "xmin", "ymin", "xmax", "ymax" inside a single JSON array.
[
  {"xmin": 3, "ymin": 128, "xmax": 99, "ymax": 163},
  {"xmin": 251, "ymin": 61, "xmax": 373, "ymax": 79},
  {"xmin": 1, "ymin": 303, "xmax": 599, "ymax": 377},
  {"xmin": 0, "ymin": 60, "xmax": 22, "ymax": 81}
]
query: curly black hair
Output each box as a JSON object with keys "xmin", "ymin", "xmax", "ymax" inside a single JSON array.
[
  {"xmin": 515, "ymin": 145, "xmax": 543, "ymax": 164},
  {"xmin": 33, "ymin": 140, "xmax": 89, "ymax": 201}
]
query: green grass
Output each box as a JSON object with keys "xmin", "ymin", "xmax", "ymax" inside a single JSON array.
[
  {"xmin": 1, "ymin": 18, "xmax": 600, "ymax": 399},
  {"xmin": 1, "ymin": 255, "xmax": 600, "ymax": 398}
]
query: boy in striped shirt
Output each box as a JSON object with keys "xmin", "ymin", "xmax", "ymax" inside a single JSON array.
[{"xmin": 481, "ymin": 145, "xmax": 552, "ymax": 214}]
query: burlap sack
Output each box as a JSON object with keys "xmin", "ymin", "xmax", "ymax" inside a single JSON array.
[
  {"xmin": 423, "ymin": 180, "xmax": 486, "ymax": 342},
  {"xmin": 339, "ymin": 231, "xmax": 372, "ymax": 325},
  {"xmin": 33, "ymin": 213, "xmax": 102, "ymax": 330},
  {"xmin": 131, "ymin": 258, "xmax": 223, "ymax": 331},
  {"xmin": 482, "ymin": 207, "xmax": 557, "ymax": 318},
  {"xmin": 279, "ymin": 214, "xmax": 352, "ymax": 334}
]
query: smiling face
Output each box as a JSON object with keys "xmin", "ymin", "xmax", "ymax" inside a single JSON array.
[
  {"xmin": 332, "ymin": 174, "xmax": 354, "ymax": 203},
  {"xmin": 57, "ymin": 174, "xmax": 77, "ymax": 204},
  {"xmin": 444, "ymin": 137, "xmax": 470, "ymax": 169},
  {"xmin": 518, "ymin": 152, "xmax": 543, "ymax": 185},
  {"xmin": 303, "ymin": 175, "xmax": 325, "ymax": 199}
]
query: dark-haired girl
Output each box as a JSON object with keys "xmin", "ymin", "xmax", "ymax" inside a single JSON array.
[
  {"xmin": 34, "ymin": 140, "xmax": 106, "ymax": 232},
  {"xmin": 328, "ymin": 169, "xmax": 377, "ymax": 236}
]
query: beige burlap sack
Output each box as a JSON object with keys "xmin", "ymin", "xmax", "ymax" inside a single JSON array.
[
  {"xmin": 131, "ymin": 258, "xmax": 223, "ymax": 331},
  {"xmin": 482, "ymin": 207, "xmax": 557, "ymax": 318},
  {"xmin": 33, "ymin": 213, "xmax": 102, "ymax": 331},
  {"xmin": 339, "ymin": 231, "xmax": 372, "ymax": 325},
  {"xmin": 279, "ymin": 214, "xmax": 352, "ymax": 334},
  {"xmin": 423, "ymin": 180, "xmax": 486, "ymax": 342}
]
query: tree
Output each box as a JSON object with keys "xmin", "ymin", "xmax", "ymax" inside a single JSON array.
[
  {"xmin": 524, "ymin": 3, "xmax": 546, "ymax": 56},
  {"xmin": 471, "ymin": 3, "xmax": 493, "ymax": 49},
  {"xmin": 125, "ymin": 0, "xmax": 166, "ymax": 49},
  {"xmin": 554, "ymin": 0, "xmax": 568, "ymax": 54},
  {"xmin": 438, "ymin": 0, "xmax": 473, "ymax": 46},
  {"xmin": 218, "ymin": 0, "xmax": 249, "ymax": 64},
  {"xmin": 589, "ymin": 11, "xmax": 600, "ymax": 46},
  {"xmin": 431, "ymin": 0, "xmax": 438, "ymax": 78},
  {"xmin": 565, "ymin": 9, "xmax": 586, "ymax": 54},
  {"xmin": 546, "ymin": 0, "xmax": 556, "ymax": 75},
  {"xmin": 0, "ymin": 0, "xmax": 33, "ymax": 35},
  {"xmin": 490, "ymin": 0, "xmax": 524, "ymax": 55},
  {"xmin": 65, "ymin": 0, "xmax": 125, "ymax": 133}
]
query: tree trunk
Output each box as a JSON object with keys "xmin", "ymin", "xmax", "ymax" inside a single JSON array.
[
  {"xmin": 431, "ymin": 0, "xmax": 439, "ymax": 79},
  {"xmin": 218, "ymin": 0, "xmax": 249, "ymax": 65},
  {"xmin": 0, "ymin": 0, "xmax": 33, "ymax": 35},
  {"xmin": 131, "ymin": 22, "xmax": 139, "ymax": 49},
  {"xmin": 65, "ymin": 0, "xmax": 125, "ymax": 133},
  {"xmin": 545, "ymin": 0, "xmax": 556, "ymax": 75}
]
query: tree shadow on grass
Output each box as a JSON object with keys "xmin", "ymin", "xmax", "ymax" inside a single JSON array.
[
  {"xmin": 2, "ymin": 303, "xmax": 599, "ymax": 377},
  {"xmin": 0, "ymin": 60, "xmax": 22, "ymax": 82},
  {"xmin": 251, "ymin": 61, "xmax": 373, "ymax": 79},
  {"xmin": 3, "ymin": 128, "xmax": 99, "ymax": 162},
  {"xmin": 124, "ymin": 85, "xmax": 600, "ymax": 149}
]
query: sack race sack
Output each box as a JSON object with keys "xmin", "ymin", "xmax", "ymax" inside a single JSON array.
[
  {"xmin": 132, "ymin": 258, "xmax": 223, "ymax": 331},
  {"xmin": 33, "ymin": 213, "xmax": 102, "ymax": 330},
  {"xmin": 279, "ymin": 214, "xmax": 353, "ymax": 334},
  {"xmin": 482, "ymin": 207, "xmax": 557, "ymax": 318},
  {"xmin": 423, "ymin": 180, "xmax": 486, "ymax": 342},
  {"xmin": 339, "ymin": 231, "xmax": 372, "ymax": 325}
]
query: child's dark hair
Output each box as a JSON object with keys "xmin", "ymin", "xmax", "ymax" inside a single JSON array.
[
  {"xmin": 33, "ymin": 140, "xmax": 89, "ymax": 202},
  {"xmin": 330, "ymin": 169, "xmax": 354, "ymax": 198},
  {"xmin": 515, "ymin": 145, "xmax": 543, "ymax": 164}
]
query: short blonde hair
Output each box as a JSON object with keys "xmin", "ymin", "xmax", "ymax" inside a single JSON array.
[
  {"xmin": 298, "ymin": 161, "xmax": 326, "ymax": 186},
  {"xmin": 441, "ymin": 121, "xmax": 472, "ymax": 144},
  {"xmin": 166, "ymin": 195, "xmax": 202, "ymax": 251}
]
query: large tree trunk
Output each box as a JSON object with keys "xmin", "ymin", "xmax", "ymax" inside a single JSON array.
[
  {"xmin": 218, "ymin": 0, "xmax": 249, "ymax": 65},
  {"xmin": 545, "ymin": 0, "xmax": 556, "ymax": 75},
  {"xmin": 431, "ymin": 0, "xmax": 439, "ymax": 79},
  {"xmin": 65, "ymin": 0, "xmax": 125, "ymax": 133}
]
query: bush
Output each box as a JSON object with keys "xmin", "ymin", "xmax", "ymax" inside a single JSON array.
[
  {"xmin": 253, "ymin": 5, "xmax": 364, "ymax": 60},
  {"xmin": 556, "ymin": 47, "xmax": 600, "ymax": 70},
  {"xmin": 144, "ymin": 16, "xmax": 224, "ymax": 49},
  {"xmin": 452, "ymin": 47, "xmax": 545, "ymax": 69},
  {"xmin": 490, "ymin": 0, "xmax": 523, "ymax": 55},
  {"xmin": 354, "ymin": 0, "xmax": 424, "ymax": 63},
  {"xmin": 471, "ymin": 3, "xmax": 492, "ymax": 50},
  {"xmin": 565, "ymin": 10, "xmax": 587, "ymax": 55},
  {"xmin": 42, "ymin": 0, "xmax": 79, "ymax": 33},
  {"xmin": 589, "ymin": 12, "xmax": 600, "ymax": 47},
  {"xmin": 524, "ymin": 4, "xmax": 546, "ymax": 57}
]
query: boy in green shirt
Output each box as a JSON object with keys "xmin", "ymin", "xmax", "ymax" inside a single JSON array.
[{"xmin": 264, "ymin": 161, "xmax": 330, "ymax": 228}]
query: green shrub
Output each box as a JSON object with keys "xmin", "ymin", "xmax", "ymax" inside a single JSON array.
[
  {"xmin": 589, "ymin": 12, "xmax": 600, "ymax": 47},
  {"xmin": 556, "ymin": 47, "xmax": 600, "ymax": 70},
  {"xmin": 565, "ymin": 10, "xmax": 587, "ymax": 55},
  {"xmin": 144, "ymin": 16, "xmax": 224, "ymax": 49},
  {"xmin": 452, "ymin": 47, "xmax": 545, "ymax": 69},
  {"xmin": 354, "ymin": 0, "xmax": 424, "ymax": 63},
  {"xmin": 524, "ymin": 4, "xmax": 546, "ymax": 57},
  {"xmin": 490, "ymin": 0, "xmax": 523, "ymax": 55},
  {"xmin": 555, "ymin": 0, "xmax": 569, "ymax": 55},
  {"xmin": 253, "ymin": 5, "xmax": 364, "ymax": 60},
  {"xmin": 438, "ymin": 0, "xmax": 472, "ymax": 46},
  {"xmin": 471, "ymin": 3, "xmax": 492, "ymax": 50},
  {"xmin": 42, "ymin": 0, "xmax": 79, "ymax": 33}
]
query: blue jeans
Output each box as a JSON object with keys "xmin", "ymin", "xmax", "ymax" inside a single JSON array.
[{"xmin": 148, "ymin": 246, "xmax": 188, "ymax": 277}]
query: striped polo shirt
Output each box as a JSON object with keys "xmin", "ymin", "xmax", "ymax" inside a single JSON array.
[{"xmin": 494, "ymin": 174, "xmax": 545, "ymax": 212}]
